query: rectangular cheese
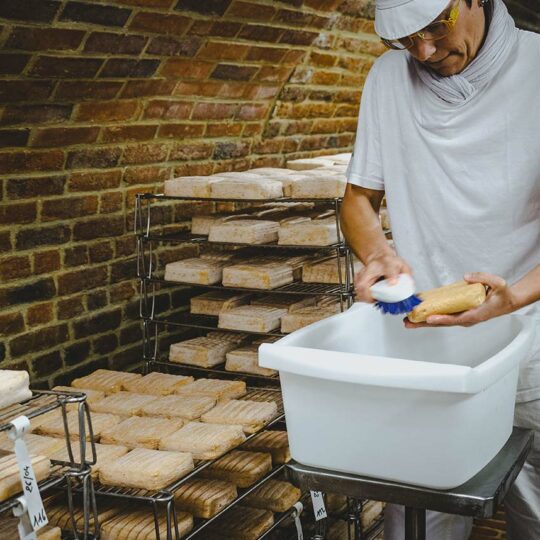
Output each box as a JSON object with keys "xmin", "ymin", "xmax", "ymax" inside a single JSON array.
[
  {"xmin": 250, "ymin": 294, "xmax": 316, "ymax": 312},
  {"xmin": 225, "ymin": 345, "xmax": 277, "ymax": 377},
  {"xmin": 210, "ymin": 177, "xmax": 283, "ymax": 200},
  {"xmin": 164, "ymin": 257, "xmax": 227, "ymax": 285},
  {"xmin": 141, "ymin": 394, "xmax": 216, "ymax": 420},
  {"xmin": 278, "ymin": 217, "xmax": 338, "ymax": 246},
  {"xmin": 302, "ymin": 256, "xmax": 363, "ymax": 284},
  {"xmin": 169, "ymin": 336, "xmax": 245, "ymax": 367},
  {"xmin": 174, "ymin": 478, "xmax": 238, "ymax": 518},
  {"xmin": 218, "ymin": 305, "xmax": 287, "ymax": 333},
  {"xmin": 123, "ymin": 372, "xmax": 194, "ymax": 396},
  {"xmin": 0, "ymin": 453, "xmax": 51, "ymax": 502},
  {"xmin": 191, "ymin": 214, "xmax": 227, "ymax": 235},
  {"xmin": 286, "ymin": 157, "xmax": 334, "ymax": 170},
  {"xmin": 201, "ymin": 399, "xmax": 277, "ymax": 434},
  {"xmin": 71, "ymin": 369, "xmax": 142, "ymax": 394},
  {"xmin": 176, "ymin": 378, "xmax": 246, "ymax": 400},
  {"xmin": 209, "ymin": 219, "xmax": 279, "ymax": 244},
  {"xmin": 290, "ymin": 175, "xmax": 346, "ymax": 199},
  {"xmin": 164, "ymin": 175, "xmax": 221, "ymax": 198},
  {"xmin": 281, "ymin": 302, "xmax": 341, "ymax": 333},
  {"xmin": 0, "ymin": 370, "xmax": 32, "ymax": 410},
  {"xmin": 90, "ymin": 392, "xmax": 159, "ymax": 417},
  {"xmin": 190, "ymin": 290, "xmax": 252, "ymax": 316}
]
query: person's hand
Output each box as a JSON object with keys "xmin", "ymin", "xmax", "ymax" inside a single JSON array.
[
  {"xmin": 354, "ymin": 252, "xmax": 413, "ymax": 303},
  {"xmin": 404, "ymin": 272, "xmax": 518, "ymax": 329}
]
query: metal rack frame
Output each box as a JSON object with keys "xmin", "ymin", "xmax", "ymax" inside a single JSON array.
[{"xmin": 0, "ymin": 390, "xmax": 99, "ymax": 540}]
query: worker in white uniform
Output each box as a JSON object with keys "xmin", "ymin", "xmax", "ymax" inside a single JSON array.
[{"xmin": 341, "ymin": 0, "xmax": 540, "ymax": 538}]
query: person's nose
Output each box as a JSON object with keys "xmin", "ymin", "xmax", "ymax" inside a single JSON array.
[{"xmin": 411, "ymin": 39, "xmax": 437, "ymax": 62}]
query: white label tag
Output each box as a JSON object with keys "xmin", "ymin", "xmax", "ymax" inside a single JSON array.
[
  {"xmin": 13, "ymin": 498, "xmax": 38, "ymax": 540},
  {"xmin": 310, "ymin": 490, "xmax": 327, "ymax": 521},
  {"xmin": 293, "ymin": 501, "xmax": 304, "ymax": 540},
  {"xmin": 8, "ymin": 416, "xmax": 49, "ymax": 533}
]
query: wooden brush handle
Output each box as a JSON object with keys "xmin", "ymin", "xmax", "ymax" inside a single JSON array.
[{"xmin": 407, "ymin": 282, "xmax": 486, "ymax": 323}]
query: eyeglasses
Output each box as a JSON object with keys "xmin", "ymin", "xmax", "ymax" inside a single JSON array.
[{"xmin": 381, "ymin": 0, "xmax": 461, "ymax": 50}]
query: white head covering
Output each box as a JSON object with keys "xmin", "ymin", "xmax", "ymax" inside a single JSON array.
[{"xmin": 375, "ymin": 0, "xmax": 449, "ymax": 40}]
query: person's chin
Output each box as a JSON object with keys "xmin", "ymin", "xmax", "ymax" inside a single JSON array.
[{"xmin": 428, "ymin": 54, "xmax": 465, "ymax": 76}]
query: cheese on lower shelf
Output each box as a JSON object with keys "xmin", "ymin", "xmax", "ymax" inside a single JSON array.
[
  {"xmin": 278, "ymin": 217, "xmax": 338, "ymax": 246},
  {"xmin": 218, "ymin": 305, "xmax": 287, "ymax": 333},
  {"xmin": 210, "ymin": 177, "xmax": 283, "ymax": 200},
  {"xmin": 190, "ymin": 290, "xmax": 252, "ymax": 316},
  {"xmin": 164, "ymin": 175, "xmax": 222, "ymax": 198},
  {"xmin": 191, "ymin": 214, "xmax": 227, "ymax": 235},
  {"xmin": 286, "ymin": 157, "xmax": 334, "ymax": 170},
  {"xmin": 302, "ymin": 256, "xmax": 363, "ymax": 284},
  {"xmin": 209, "ymin": 219, "xmax": 279, "ymax": 244},
  {"xmin": 0, "ymin": 370, "xmax": 32, "ymax": 410},
  {"xmin": 164, "ymin": 257, "xmax": 227, "ymax": 285},
  {"xmin": 290, "ymin": 175, "xmax": 346, "ymax": 199},
  {"xmin": 225, "ymin": 345, "xmax": 277, "ymax": 377},
  {"xmin": 169, "ymin": 336, "xmax": 246, "ymax": 367},
  {"xmin": 281, "ymin": 302, "xmax": 341, "ymax": 333},
  {"xmin": 0, "ymin": 453, "xmax": 51, "ymax": 502},
  {"xmin": 250, "ymin": 294, "xmax": 316, "ymax": 312}
]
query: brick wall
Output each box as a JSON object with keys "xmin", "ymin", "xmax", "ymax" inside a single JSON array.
[{"xmin": 0, "ymin": 0, "xmax": 383, "ymax": 386}]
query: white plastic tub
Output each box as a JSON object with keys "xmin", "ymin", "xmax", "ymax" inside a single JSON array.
[{"xmin": 260, "ymin": 303, "xmax": 535, "ymax": 489}]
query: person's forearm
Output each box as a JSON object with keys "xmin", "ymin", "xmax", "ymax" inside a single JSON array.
[
  {"xmin": 510, "ymin": 264, "xmax": 540, "ymax": 311},
  {"xmin": 340, "ymin": 185, "xmax": 394, "ymax": 264}
]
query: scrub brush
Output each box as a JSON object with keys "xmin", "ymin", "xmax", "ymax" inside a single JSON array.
[{"xmin": 370, "ymin": 273, "xmax": 422, "ymax": 315}]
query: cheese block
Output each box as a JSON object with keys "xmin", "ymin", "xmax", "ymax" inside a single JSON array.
[
  {"xmin": 99, "ymin": 448, "xmax": 194, "ymax": 491},
  {"xmin": 0, "ymin": 370, "xmax": 32, "ymax": 410},
  {"xmin": 164, "ymin": 257, "xmax": 227, "ymax": 285},
  {"xmin": 243, "ymin": 479, "xmax": 301, "ymax": 512},
  {"xmin": 361, "ymin": 500, "xmax": 384, "ymax": 529},
  {"xmin": 90, "ymin": 392, "xmax": 159, "ymax": 417},
  {"xmin": 0, "ymin": 433, "xmax": 65, "ymax": 458},
  {"xmin": 141, "ymin": 394, "xmax": 216, "ymax": 420},
  {"xmin": 71, "ymin": 369, "xmax": 142, "ymax": 394},
  {"xmin": 191, "ymin": 290, "xmax": 252, "ymax": 316},
  {"xmin": 222, "ymin": 256, "xmax": 310, "ymax": 290},
  {"xmin": 200, "ymin": 450, "xmax": 272, "ymax": 487},
  {"xmin": 218, "ymin": 305, "xmax": 287, "ymax": 333},
  {"xmin": 290, "ymin": 175, "xmax": 346, "ymax": 198},
  {"xmin": 251, "ymin": 294, "xmax": 316, "ymax": 312},
  {"xmin": 201, "ymin": 399, "xmax": 277, "ymax": 434},
  {"xmin": 169, "ymin": 336, "xmax": 241, "ymax": 367},
  {"xmin": 159, "ymin": 421, "xmax": 245, "ymax": 460},
  {"xmin": 176, "ymin": 378, "xmax": 247, "ymax": 400},
  {"xmin": 326, "ymin": 492, "xmax": 348, "ymax": 514},
  {"xmin": 164, "ymin": 175, "xmax": 222, "ymax": 198},
  {"xmin": 34, "ymin": 410, "xmax": 122, "ymax": 441},
  {"xmin": 225, "ymin": 345, "xmax": 277, "ymax": 377},
  {"xmin": 281, "ymin": 302, "xmax": 341, "ymax": 333},
  {"xmin": 286, "ymin": 157, "xmax": 334, "ymax": 170},
  {"xmin": 210, "ymin": 177, "xmax": 283, "ymax": 200},
  {"xmin": 50, "ymin": 442, "xmax": 128, "ymax": 477},
  {"xmin": 278, "ymin": 217, "xmax": 338, "ymax": 246},
  {"xmin": 302, "ymin": 256, "xmax": 363, "ymax": 284},
  {"xmin": 174, "ymin": 479, "xmax": 238, "ymax": 518},
  {"xmin": 408, "ymin": 282, "xmax": 487, "ymax": 323},
  {"xmin": 205, "ymin": 331, "xmax": 248, "ymax": 344},
  {"xmin": 206, "ymin": 506, "xmax": 274, "ymax": 540},
  {"xmin": 100, "ymin": 416, "xmax": 185, "ymax": 449},
  {"xmin": 209, "ymin": 219, "xmax": 279, "ymax": 244},
  {"xmin": 0, "ymin": 519, "xmax": 60, "ymax": 540},
  {"xmin": 52, "ymin": 385, "xmax": 105, "ymax": 407},
  {"xmin": 101, "ymin": 509, "xmax": 193, "ymax": 540},
  {"xmin": 239, "ymin": 388, "xmax": 281, "ymax": 406},
  {"xmin": 249, "ymin": 167, "xmax": 291, "ymax": 176},
  {"xmin": 123, "ymin": 372, "xmax": 194, "ymax": 396},
  {"xmin": 191, "ymin": 214, "xmax": 227, "ymax": 235},
  {"xmin": 0, "ymin": 453, "xmax": 51, "ymax": 502},
  {"xmin": 242, "ymin": 431, "xmax": 290, "ymax": 464}
]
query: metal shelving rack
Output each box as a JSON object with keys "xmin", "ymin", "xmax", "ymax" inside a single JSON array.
[{"xmin": 0, "ymin": 390, "xmax": 98, "ymax": 540}]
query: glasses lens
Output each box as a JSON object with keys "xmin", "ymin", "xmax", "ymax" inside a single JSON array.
[
  {"xmin": 394, "ymin": 37, "xmax": 414, "ymax": 49},
  {"xmin": 423, "ymin": 21, "xmax": 450, "ymax": 40}
]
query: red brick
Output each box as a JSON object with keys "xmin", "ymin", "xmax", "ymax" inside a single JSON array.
[
  {"xmin": 256, "ymin": 65, "xmax": 294, "ymax": 83},
  {"xmin": 100, "ymin": 192, "xmax": 123, "ymax": 213},
  {"xmin": 33, "ymin": 250, "xmax": 61, "ymax": 274},
  {"xmin": 64, "ymin": 245, "xmax": 88, "ymax": 267},
  {"xmin": 54, "ymin": 81, "xmax": 122, "ymax": 101},
  {"xmin": 0, "ymin": 278, "xmax": 56, "ymax": 307},
  {"xmin": 29, "ymin": 56, "xmax": 103, "ymax": 78},
  {"xmin": 175, "ymin": 81, "xmax": 245, "ymax": 99},
  {"xmin": 9, "ymin": 323, "xmax": 68, "ymax": 357},
  {"xmin": 69, "ymin": 170, "xmax": 121, "ymax": 192},
  {"xmin": 17, "ymin": 225, "xmax": 70, "ymax": 250},
  {"xmin": 27, "ymin": 302, "xmax": 54, "ymax": 326},
  {"xmin": 110, "ymin": 282, "xmax": 136, "ymax": 303},
  {"xmin": 57, "ymin": 297, "xmax": 84, "ymax": 320},
  {"xmin": 242, "ymin": 123, "xmax": 263, "ymax": 137},
  {"xmin": 213, "ymin": 141, "xmax": 250, "ymax": 160},
  {"xmin": 173, "ymin": 163, "xmax": 214, "ymax": 177},
  {"xmin": 207, "ymin": 21, "xmax": 242, "ymax": 37},
  {"xmin": 84, "ymin": 32, "xmax": 147, "ymax": 54},
  {"xmin": 160, "ymin": 59, "xmax": 214, "ymax": 79},
  {"xmin": 121, "ymin": 143, "xmax": 169, "ymax": 165},
  {"xmin": 312, "ymin": 71, "xmax": 341, "ymax": 85},
  {"xmin": 89, "ymin": 241, "xmax": 113, "ymax": 263},
  {"xmin": 170, "ymin": 142, "xmax": 214, "ymax": 161},
  {"xmin": 99, "ymin": 58, "xmax": 159, "ymax": 79},
  {"xmin": 117, "ymin": 0, "xmax": 173, "ymax": 6},
  {"xmin": 75, "ymin": 100, "xmax": 139, "ymax": 123},
  {"xmin": 253, "ymin": 138, "xmax": 283, "ymax": 154},
  {"xmin": 31, "ymin": 127, "xmax": 99, "ymax": 147},
  {"xmin": 101, "ymin": 125, "xmax": 158, "ymax": 143},
  {"xmin": 0, "ymin": 150, "xmax": 64, "ymax": 174},
  {"xmin": 66, "ymin": 147, "xmax": 121, "ymax": 169},
  {"xmin": 226, "ymin": 1, "xmax": 275, "ymax": 19},
  {"xmin": 206, "ymin": 123, "xmax": 243, "ymax": 137},
  {"xmin": 129, "ymin": 12, "xmax": 191, "ymax": 36},
  {"xmin": 246, "ymin": 46, "xmax": 287, "ymax": 63},
  {"xmin": 0, "ymin": 312, "xmax": 25, "ymax": 336},
  {"xmin": 121, "ymin": 79, "xmax": 176, "ymax": 98},
  {"xmin": 211, "ymin": 64, "xmax": 258, "ymax": 81},
  {"xmin": 93, "ymin": 333, "xmax": 119, "ymax": 354},
  {"xmin": 0, "ymin": 0, "xmax": 61, "ymax": 23},
  {"xmin": 0, "ymin": 232, "xmax": 12, "ymax": 251},
  {"xmin": 123, "ymin": 165, "xmax": 170, "ymax": 185},
  {"xmin": 0, "ymin": 129, "xmax": 29, "ymax": 147},
  {"xmin": 177, "ymin": 0, "xmax": 232, "ymax": 16},
  {"xmin": 58, "ymin": 266, "xmax": 108, "ymax": 295},
  {"xmin": 243, "ymin": 85, "xmax": 281, "ymax": 100},
  {"xmin": 158, "ymin": 123, "xmax": 205, "ymax": 138},
  {"xmin": 6, "ymin": 27, "xmax": 85, "ymax": 51},
  {"xmin": 73, "ymin": 215, "xmax": 124, "ymax": 241},
  {"xmin": 146, "ymin": 36, "xmax": 202, "ymax": 57},
  {"xmin": 236, "ymin": 104, "xmax": 268, "ymax": 121},
  {"xmin": 115, "ymin": 236, "xmax": 137, "ymax": 257},
  {"xmin": 74, "ymin": 309, "xmax": 122, "ymax": 339},
  {"xmin": 275, "ymin": 9, "xmax": 315, "ymax": 27},
  {"xmin": 60, "ymin": 2, "xmax": 132, "ymax": 27},
  {"xmin": 199, "ymin": 42, "xmax": 250, "ymax": 61},
  {"xmin": 311, "ymin": 51, "xmax": 338, "ymax": 67},
  {"xmin": 0, "ymin": 202, "xmax": 37, "ymax": 224},
  {"xmin": 0, "ymin": 53, "xmax": 30, "ymax": 75},
  {"xmin": 238, "ymin": 25, "xmax": 283, "ymax": 42},
  {"xmin": 0, "ymin": 255, "xmax": 31, "ymax": 281},
  {"xmin": 0, "ymin": 81, "xmax": 54, "ymax": 103},
  {"xmin": 143, "ymin": 100, "xmax": 192, "ymax": 120},
  {"xmin": 42, "ymin": 195, "xmax": 98, "ymax": 221},
  {"xmin": 1, "ymin": 104, "xmax": 72, "ymax": 126},
  {"xmin": 305, "ymin": 0, "xmax": 342, "ymax": 9},
  {"xmin": 282, "ymin": 49, "xmax": 307, "ymax": 64},
  {"xmin": 192, "ymin": 102, "xmax": 237, "ymax": 120}
]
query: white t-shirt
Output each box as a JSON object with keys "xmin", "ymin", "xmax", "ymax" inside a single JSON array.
[{"xmin": 347, "ymin": 30, "xmax": 540, "ymax": 402}]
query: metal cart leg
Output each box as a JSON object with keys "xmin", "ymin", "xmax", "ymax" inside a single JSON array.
[{"xmin": 405, "ymin": 507, "xmax": 426, "ymax": 540}]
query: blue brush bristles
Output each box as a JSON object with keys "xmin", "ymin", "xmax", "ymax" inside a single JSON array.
[{"xmin": 374, "ymin": 294, "xmax": 422, "ymax": 315}]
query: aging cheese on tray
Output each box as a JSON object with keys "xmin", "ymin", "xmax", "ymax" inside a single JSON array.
[
  {"xmin": 281, "ymin": 301, "xmax": 341, "ymax": 333},
  {"xmin": 169, "ymin": 335, "xmax": 247, "ymax": 368},
  {"xmin": 218, "ymin": 305, "xmax": 287, "ymax": 333},
  {"xmin": 210, "ymin": 177, "xmax": 283, "ymax": 200},
  {"xmin": 190, "ymin": 290, "xmax": 252, "ymax": 316},
  {"xmin": 164, "ymin": 175, "xmax": 223, "ymax": 198},
  {"xmin": 0, "ymin": 370, "xmax": 32, "ymax": 410},
  {"xmin": 209, "ymin": 219, "xmax": 279, "ymax": 244},
  {"xmin": 164, "ymin": 257, "xmax": 227, "ymax": 285},
  {"xmin": 302, "ymin": 256, "xmax": 363, "ymax": 284},
  {"xmin": 278, "ymin": 217, "xmax": 338, "ymax": 246}
]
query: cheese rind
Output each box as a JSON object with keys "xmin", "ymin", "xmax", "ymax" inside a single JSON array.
[
  {"xmin": 71, "ymin": 369, "xmax": 142, "ymax": 394},
  {"xmin": 164, "ymin": 257, "xmax": 227, "ymax": 285},
  {"xmin": 209, "ymin": 219, "xmax": 279, "ymax": 244},
  {"xmin": 278, "ymin": 217, "xmax": 338, "ymax": 246},
  {"xmin": 190, "ymin": 291, "xmax": 252, "ymax": 316},
  {"xmin": 201, "ymin": 399, "xmax": 277, "ymax": 433},
  {"xmin": 218, "ymin": 305, "xmax": 287, "ymax": 333},
  {"xmin": 0, "ymin": 370, "xmax": 32, "ymax": 410}
]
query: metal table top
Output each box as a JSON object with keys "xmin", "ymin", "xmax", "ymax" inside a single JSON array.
[{"xmin": 286, "ymin": 426, "xmax": 533, "ymax": 518}]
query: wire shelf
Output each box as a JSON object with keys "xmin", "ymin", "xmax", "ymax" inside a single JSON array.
[{"xmin": 138, "ymin": 193, "xmax": 343, "ymax": 204}]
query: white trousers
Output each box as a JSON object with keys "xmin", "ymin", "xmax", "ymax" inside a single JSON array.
[{"xmin": 384, "ymin": 399, "xmax": 540, "ymax": 540}]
